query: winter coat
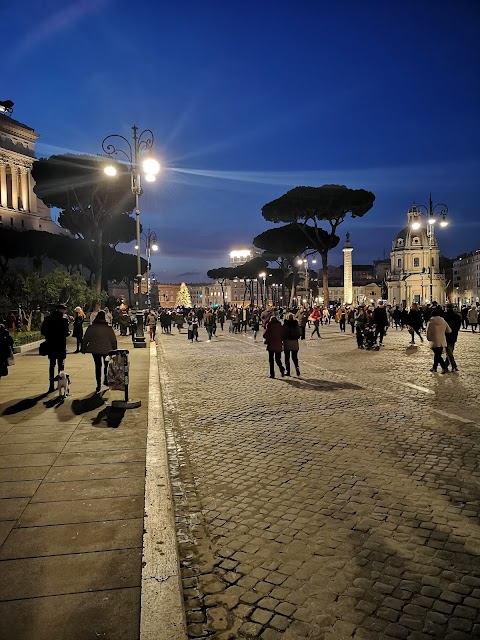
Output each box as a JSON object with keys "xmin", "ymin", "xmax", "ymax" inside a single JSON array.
[
  {"xmin": 467, "ymin": 307, "xmax": 479, "ymax": 324},
  {"xmin": 295, "ymin": 309, "xmax": 309, "ymax": 327},
  {"xmin": 204, "ymin": 312, "xmax": 215, "ymax": 327},
  {"xmin": 426, "ymin": 316, "xmax": 451, "ymax": 348},
  {"xmin": 72, "ymin": 314, "xmax": 84, "ymax": 338},
  {"xmin": 310, "ymin": 308, "xmax": 321, "ymax": 322},
  {"xmin": 282, "ymin": 319, "xmax": 300, "ymax": 352},
  {"xmin": 372, "ymin": 306, "xmax": 389, "ymax": 327},
  {"xmin": 146, "ymin": 313, "xmax": 157, "ymax": 327},
  {"xmin": 407, "ymin": 309, "xmax": 423, "ymax": 330},
  {"xmin": 82, "ymin": 320, "xmax": 117, "ymax": 355},
  {"xmin": 444, "ymin": 310, "xmax": 461, "ymax": 345},
  {"xmin": 263, "ymin": 317, "xmax": 283, "ymax": 352},
  {"xmin": 0, "ymin": 325, "xmax": 14, "ymax": 378},
  {"xmin": 41, "ymin": 311, "xmax": 70, "ymax": 359}
]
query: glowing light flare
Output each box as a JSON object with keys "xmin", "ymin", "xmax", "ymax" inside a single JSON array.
[
  {"xmin": 143, "ymin": 158, "xmax": 160, "ymax": 175},
  {"xmin": 411, "ymin": 221, "xmax": 421, "ymax": 230},
  {"xmin": 104, "ymin": 165, "xmax": 117, "ymax": 177},
  {"xmin": 151, "ymin": 244, "xmax": 159, "ymax": 252},
  {"xmin": 145, "ymin": 174, "xmax": 156, "ymax": 182}
]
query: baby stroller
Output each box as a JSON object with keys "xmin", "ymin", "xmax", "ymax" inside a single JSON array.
[{"xmin": 363, "ymin": 324, "xmax": 380, "ymax": 350}]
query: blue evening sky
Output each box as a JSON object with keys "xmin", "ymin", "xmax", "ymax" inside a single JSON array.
[{"xmin": 3, "ymin": 0, "xmax": 480, "ymax": 282}]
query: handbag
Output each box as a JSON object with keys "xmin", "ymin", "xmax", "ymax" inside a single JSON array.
[
  {"xmin": 39, "ymin": 341, "xmax": 49, "ymax": 356},
  {"xmin": 7, "ymin": 348, "xmax": 14, "ymax": 366}
]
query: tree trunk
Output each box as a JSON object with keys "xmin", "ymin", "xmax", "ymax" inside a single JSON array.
[
  {"xmin": 93, "ymin": 230, "xmax": 103, "ymax": 294},
  {"xmin": 321, "ymin": 252, "xmax": 329, "ymax": 306},
  {"xmin": 289, "ymin": 272, "xmax": 297, "ymax": 307}
]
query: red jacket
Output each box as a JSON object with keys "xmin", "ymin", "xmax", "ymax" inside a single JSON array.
[
  {"xmin": 263, "ymin": 317, "xmax": 283, "ymax": 352},
  {"xmin": 310, "ymin": 308, "xmax": 321, "ymax": 321}
]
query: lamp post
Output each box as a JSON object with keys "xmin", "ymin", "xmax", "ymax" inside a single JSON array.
[
  {"xmin": 102, "ymin": 125, "xmax": 160, "ymax": 347},
  {"xmin": 258, "ymin": 272, "xmax": 266, "ymax": 306},
  {"xmin": 410, "ymin": 195, "xmax": 448, "ymax": 303},
  {"xmin": 135, "ymin": 228, "xmax": 158, "ymax": 308},
  {"xmin": 297, "ymin": 257, "xmax": 316, "ymax": 306}
]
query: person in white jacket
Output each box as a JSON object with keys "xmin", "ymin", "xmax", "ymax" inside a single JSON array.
[{"xmin": 426, "ymin": 307, "xmax": 451, "ymax": 373}]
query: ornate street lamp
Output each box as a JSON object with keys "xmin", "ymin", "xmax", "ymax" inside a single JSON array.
[
  {"xmin": 409, "ymin": 195, "xmax": 449, "ymax": 303},
  {"xmin": 101, "ymin": 125, "xmax": 160, "ymax": 347}
]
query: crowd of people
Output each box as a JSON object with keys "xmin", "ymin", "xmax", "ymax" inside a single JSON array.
[{"xmin": 0, "ymin": 299, "xmax": 478, "ymax": 387}]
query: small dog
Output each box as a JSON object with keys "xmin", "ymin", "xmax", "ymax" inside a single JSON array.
[{"xmin": 56, "ymin": 372, "xmax": 71, "ymax": 397}]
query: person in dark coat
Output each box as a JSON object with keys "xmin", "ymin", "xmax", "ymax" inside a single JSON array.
[
  {"xmin": 372, "ymin": 301, "xmax": 389, "ymax": 346},
  {"xmin": 0, "ymin": 324, "xmax": 14, "ymax": 379},
  {"xmin": 41, "ymin": 303, "xmax": 70, "ymax": 392},
  {"xmin": 82, "ymin": 311, "xmax": 118, "ymax": 392},
  {"xmin": 263, "ymin": 316, "xmax": 285, "ymax": 379},
  {"xmin": 406, "ymin": 303, "xmax": 424, "ymax": 344},
  {"xmin": 72, "ymin": 307, "xmax": 85, "ymax": 353},
  {"xmin": 444, "ymin": 304, "xmax": 461, "ymax": 372},
  {"xmin": 282, "ymin": 313, "xmax": 301, "ymax": 377}
]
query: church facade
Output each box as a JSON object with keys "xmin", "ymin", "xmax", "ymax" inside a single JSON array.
[
  {"xmin": 386, "ymin": 206, "xmax": 446, "ymax": 307},
  {"xmin": 0, "ymin": 112, "xmax": 59, "ymax": 234}
]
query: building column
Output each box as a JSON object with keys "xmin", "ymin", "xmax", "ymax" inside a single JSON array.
[
  {"xmin": 20, "ymin": 168, "xmax": 29, "ymax": 211},
  {"xmin": 0, "ymin": 163, "xmax": 7, "ymax": 208},
  {"xmin": 10, "ymin": 164, "xmax": 19, "ymax": 210},
  {"xmin": 28, "ymin": 169, "xmax": 37, "ymax": 212},
  {"xmin": 342, "ymin": 232, "xmax": 353, "ymax": 304}
]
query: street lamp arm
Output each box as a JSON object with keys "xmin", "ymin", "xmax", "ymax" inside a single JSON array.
[
  {"xmin": 431, "ymin": 203, "xmax": 448, "ymax": 216},
  {"xmin": 101, "ymin": 134, "xmax": 134, "ymax": 166},
  {"xmin": 136, "ymin": 129, "xmax": 155, "ymax": 154}
]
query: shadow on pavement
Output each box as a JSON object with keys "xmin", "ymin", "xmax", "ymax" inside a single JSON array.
[
  {"xmin": 280, "ymin": 377, "xmax": 363, "ymax": 391},
  {"xmin": 1, "ymin": 392, "xmax": 50, "ymax": 415},
  {"xmin": 44, "ymin": 396, "xmax": 65, "ymax": 409},
  {"xmin": 92, "ymin": 406, "xmax": 126, "ymax": 428},
  {"xmin": 71, "ymin": 392, "xmax": 107, "ymax": 415}
]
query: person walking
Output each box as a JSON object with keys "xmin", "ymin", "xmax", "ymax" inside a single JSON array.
[
  {"xmin": 41, "ymin": 303, "xmax": 70, "ymax": 393},
  {"xmin": 372, "ymin": 300, "xmax": 389, "ymax": 346},
  {"xmin": 426, "ymin": 307, "xmax": 451, "ymax": 373},
  {"xmin": 187, "ymin": 311, "xmax": 199, "ymax": 342},
  {"xmin": 295, "ymin": 307, "xmax": 309, "ymax": 340},
  {"xmin": 217, "ymin": 308, "xmax": 225, "ymax": 331},
  {"xmin": 146, "ymin": 309, "xmax": 157, "ymax": 342},
  {"xmin": 82, "ymin": 311, "xmax": 118, "ymax": 393},
  {"xmin": 406, "ymin": 303, "xmax": 424, "ymax": 344},
  {"xmin": 251, "ymin": 311, "xmax": 260, "ymax": 340},
  {"xmin": 355, "ymin": 305, "xmax": 368, "ymax": 348},
  {"xmin": 467, "ymin": 306, "xmax": 478, "ymax": 333},
  {"xmin": 282, "ymin": 313, "xmax": 301, "ymax": 377},
  {"xmin": 204, "ymin": 308, "xmax": 215, "ymax": 341},
  {"xmin": 0, "ymin": 323, "xmax": 14, "ymax": 380},
  {"xmin": 347, "ymin": 307, "xmax": 356, "ymax": 334},
  {"xmin": 336, "ymin": 305, "xmax": 347, "ymax": 332},
  {"xmin": 119, "ymin": 309, "xmax": 130, "ymax": 336},
  {"xmin": 72, "ymin": 307, "xmax": 85, "ymax": 353},
  {"xmin": 263, "ymin": 316, "xmax": 285, "ymax": 379},
  {"xmin": 444, "ymin": 304, "xmax": 461, "ymax": 372},
  {"xmin": 310, "ymin": 306, "xmax": 322, "ymax": 338}
]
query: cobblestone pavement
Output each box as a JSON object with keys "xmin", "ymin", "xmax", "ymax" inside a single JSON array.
[{"xmin": 157, "ymin": 323, "xmax": 480, "ymax": 640}]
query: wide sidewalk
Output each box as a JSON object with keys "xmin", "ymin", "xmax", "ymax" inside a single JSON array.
[{"xmin": 0, "ymin": 334, "xmax": 185, "ymax": 640}]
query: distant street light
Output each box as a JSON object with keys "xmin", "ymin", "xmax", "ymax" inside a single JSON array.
[
  {"xmin": 101, "ymin": 125, "xmax": 160, "ymax": 347},
  {"xmin": 409, "ymin": 195, "xmax": 449, "ymax": 303}
]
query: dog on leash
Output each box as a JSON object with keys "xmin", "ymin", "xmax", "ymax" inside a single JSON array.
[{"xmin": 55, "ymin": 371, "xmax": 71, "ymax": 397}]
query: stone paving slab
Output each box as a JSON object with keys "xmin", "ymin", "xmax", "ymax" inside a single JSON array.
[
  {"xmin": 17, "ymin": 495, "xmax": 145, "ymax": 527},
  {"xmin": 157, "ymin": 324, "xmax": 480, "ymax": 640},
  {"xmin": 0, "ymin": 518, "xmax": 143, "ymax": 559},
  {"xmin": 0, "ymin": 587, "xmax": 141, "ymax": 640},
  {"xmin": 0, "ymin": 548, "xmax": 142, "ymax": 600}
]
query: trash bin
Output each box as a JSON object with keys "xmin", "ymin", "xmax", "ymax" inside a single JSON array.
[{"xmin": 107, "ymin": 349, "xmax": 141, "ymax": 409}]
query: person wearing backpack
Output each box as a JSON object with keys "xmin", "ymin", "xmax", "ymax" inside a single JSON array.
[{"xmin": 282, "ymin": 313, "xmax": 301, "ymax": 377}]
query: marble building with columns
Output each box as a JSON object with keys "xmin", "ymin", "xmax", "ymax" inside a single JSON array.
[{"xmin": 0, "ymin": 112, "xmax": 60, "ymax": 234}]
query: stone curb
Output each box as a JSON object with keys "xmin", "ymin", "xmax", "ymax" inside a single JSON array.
[
  {"xmin": 13, "ymin": 339, "xmax": 43, "ymax": 354},
  {"xmin": 140, "ymin": 341, "xmax": 187, "ymax": 640}
]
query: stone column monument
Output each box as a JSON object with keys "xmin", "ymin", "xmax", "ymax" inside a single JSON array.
[{"xmin": 342, "ymin": 232, "xmax": 353, "ymax": 304}]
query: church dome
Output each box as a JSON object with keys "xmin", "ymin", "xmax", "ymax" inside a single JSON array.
[{"xmin": 392, "ymin": 208, "xmax": 438, "ymax": 250}]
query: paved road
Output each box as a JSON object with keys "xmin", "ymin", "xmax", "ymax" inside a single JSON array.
[{"xmin": 157, "ymin": 323, "xmax": 480, "ymax": 639}]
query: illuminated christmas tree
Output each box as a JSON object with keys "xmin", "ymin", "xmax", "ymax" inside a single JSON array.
[{"xmin": 175, "ymin": 282, "xmax": 192, "ymax": 308}]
